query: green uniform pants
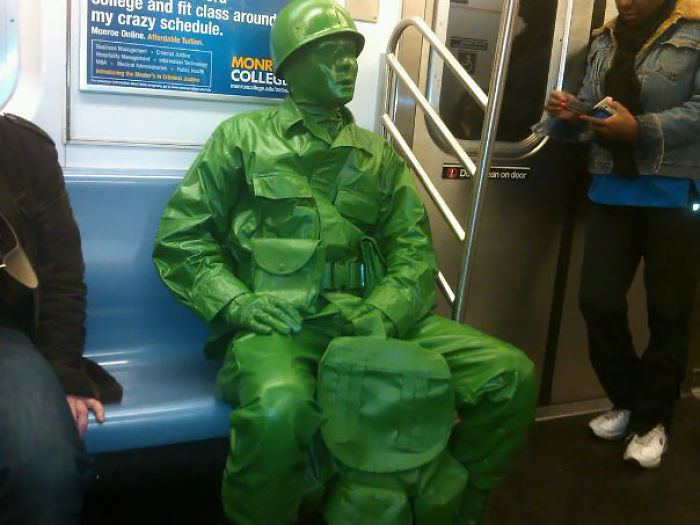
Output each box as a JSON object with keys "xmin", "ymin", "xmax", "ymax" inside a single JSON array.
[{"xmin": 216, "ymin": 314, "xmax": 536, "ymax": 524}]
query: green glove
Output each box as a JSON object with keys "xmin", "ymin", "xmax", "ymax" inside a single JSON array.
[
  {"xmin": 224, "ymin": 293, "xmax": 303, "ymax": 335},
  {"xmin": 347, "ymin": 304, "xmax": 397, "ymax": 338}
]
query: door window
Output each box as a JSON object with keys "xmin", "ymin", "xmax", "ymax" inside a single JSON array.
[
  {"xmin": 0, "ymin": 1, "xmax": 19, "ymax": 110},
  {"xmin": 439, "ymin": 0, "xmax": 558, "ymax": 142}
]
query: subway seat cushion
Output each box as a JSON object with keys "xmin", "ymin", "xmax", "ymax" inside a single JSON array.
[{"xmin": 66, "ymin": 175, "xmax": 230, "ymax": 454}]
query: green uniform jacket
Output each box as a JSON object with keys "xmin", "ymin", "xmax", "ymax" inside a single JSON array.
[{"xmin": 153, "ymin": 97, "xmax": 438, "ymax": 350}]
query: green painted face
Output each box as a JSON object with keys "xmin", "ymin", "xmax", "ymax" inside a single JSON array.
[{"xmin": 283, "ymin": 36, "xmax": 359, "ymax": 109}]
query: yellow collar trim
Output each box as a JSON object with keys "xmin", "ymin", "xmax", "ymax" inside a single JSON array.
[{"xmin": 592, "ymin": 0, "xmax": 699, "ymax": 55}]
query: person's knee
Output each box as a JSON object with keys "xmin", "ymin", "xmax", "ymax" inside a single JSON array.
[
  {"xmin": 325, "ymin": 480, "xmax": 411, "ymax": 525},
  {"xmin": 473, "ymin": 345, "xmax": 536, "ymax": 411},
  {"xmin": 485, "ymin": 342, "xmax": 535, "ymax": 384},
  {"xmin": 0, "ymin": 334, "xmax": 42, "ymax": 376},
  {"xmin": 514, "ymin": 349, "xmax": 535, "ymax": 386},
  {"xmin": 646, "ymin": 295, "xmax": 693, "ymax": 328},
  {"xmin": 0, "ymin": 331, "xmax": 64, "ymax": 397},
  {"xmin": 2, "ymin": 444, "xmax": 84, "ymax": 511},
  {"xmin": 512, "ymin": 351, "xmax": 537, "ymax": 414},
  {"xmin": 0, "ymin": 331, "xmax": 87, "ymax": 501},
  {"xmin": 500, "ymin": 347, "xmax": 536, "ymax": 407},
  {"xmin": 15, "ymin": 455, "xmax": 82, "ymax": 494},
  {"xmin": 578, "ymin": 287, "xmax": 626, "ymax": 320},
  {"xmin": 256, "ymin": 383, "xmax": 323, "ymax": 443}
]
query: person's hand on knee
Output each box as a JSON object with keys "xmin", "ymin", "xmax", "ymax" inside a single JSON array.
[{"xmin": 224, "ymin": 293, "xmax": 303, "ymax": 335}]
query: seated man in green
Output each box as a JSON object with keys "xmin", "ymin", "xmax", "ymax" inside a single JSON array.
[{"xmin": 153, "ymin": 1, "xmax": 535, "ymax": 523}]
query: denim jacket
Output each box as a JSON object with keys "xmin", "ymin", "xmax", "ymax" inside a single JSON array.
[{"xmin": 541, "ymin": 0, "xmax": 700, "ymax": 178}]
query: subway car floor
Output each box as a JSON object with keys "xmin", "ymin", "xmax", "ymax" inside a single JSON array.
[{"xmin": 80, "ymin": 395, "xmax": 700, "ymax": 524}]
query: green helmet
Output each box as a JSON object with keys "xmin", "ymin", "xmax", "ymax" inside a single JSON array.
[{"xmin": 271, "ymin": 0, "xmax": 365, "ymax": 77}]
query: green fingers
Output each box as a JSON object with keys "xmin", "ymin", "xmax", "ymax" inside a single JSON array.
[{"xmin": 226, "ymin": 293, "xmax": 303, "ymax": 335}]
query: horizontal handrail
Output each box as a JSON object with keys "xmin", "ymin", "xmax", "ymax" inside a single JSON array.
[
  {"xmin": 437, "ymin": 272, "xmax": 456, "ymax": 305},
  {"xmin": 381, "ymin": 115, "xmax": 465, "ymax": 242},
  {"xmin": 388, "ymin": 17, "xmax": 488, "ymax": 111},
  {"xmin": 385, "ymin": 53, "xmax": 477, "ymax": 176}
]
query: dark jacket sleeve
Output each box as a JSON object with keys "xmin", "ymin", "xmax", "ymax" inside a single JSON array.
[{"xmin": 22, "ymin": 130, "xmax": 122, "ymax": 402}]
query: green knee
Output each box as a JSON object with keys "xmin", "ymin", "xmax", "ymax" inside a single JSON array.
[
  {"xmin": 509, "ymin": 349, "xmax": 537, "ymax": 418},
  {"xmin": 229, "ymin": 383, "xmax": 324, "ymax": 460},
  {"xmin": 324, "ymin": 479, "xmax": 412, "ymax": 525},
  {"xmin": 324, "ymin": 451, "xmax": 468, "ymax": 525},
  {"xmin": 450, "ymin": 347, "xmax": 536, "ymax": 492},
  {"xmin": 221, "ymin": 385, "xmax": 325, "ymax": 524}
]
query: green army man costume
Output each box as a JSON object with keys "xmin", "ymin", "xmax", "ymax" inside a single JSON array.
[{"xmin": 153, "ymin": 1, "xmax": 536, "ymax": 523}]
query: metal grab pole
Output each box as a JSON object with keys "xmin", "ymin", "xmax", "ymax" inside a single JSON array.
[{"xmin": 452, "ymin": 0, "xmax": 521, "ymax": 321}]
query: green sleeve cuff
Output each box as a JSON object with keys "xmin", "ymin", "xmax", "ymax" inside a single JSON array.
[
  {"xmin": 192, "ymin": 266, "xmax": 250, "ymax": 322},
  {"xmin": 365, "ymin": 284, "xmax": 430, "ymax": 337}
]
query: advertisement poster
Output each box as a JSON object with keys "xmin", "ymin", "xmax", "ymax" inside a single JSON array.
[{"xmin": 80, "ymin": 0, "xmax": 292, "ymax": 100}]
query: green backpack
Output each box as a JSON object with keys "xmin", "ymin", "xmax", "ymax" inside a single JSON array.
[{"xmin": 317, "ymin": 336, "xmax": 454, "ymax": 473}]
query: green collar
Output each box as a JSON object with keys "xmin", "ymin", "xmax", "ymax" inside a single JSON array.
[
  {"xmin": 276, "ymin": 97, "xmax": 373, "ymax": 154},
  {"xmin": 332, "ymin": 125, "xmax": 375, "ymax": 155}
]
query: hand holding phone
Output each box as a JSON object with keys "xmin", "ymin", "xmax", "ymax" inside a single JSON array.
[
  {"xmin": 590, "ymin": 99, "xmax": 617, "ymax": 118},
  {"xmin": 581, "ymin": 97, "xmax": 638, "ymax": 142}
]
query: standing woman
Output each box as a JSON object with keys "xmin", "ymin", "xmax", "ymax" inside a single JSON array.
[{"xmin": 543, "ymin": 0, "xmax": 699, "ymax": 468}]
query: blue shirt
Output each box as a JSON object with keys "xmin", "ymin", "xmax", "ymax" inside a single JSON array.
[{"xmin": 589, "ymin": 174, "xmax": 700, "ymax": 208}]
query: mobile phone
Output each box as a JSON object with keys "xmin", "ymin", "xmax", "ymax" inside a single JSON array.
[{"xmin": 590, "ymin": 99, "xmax": 617, "ymax": 118}]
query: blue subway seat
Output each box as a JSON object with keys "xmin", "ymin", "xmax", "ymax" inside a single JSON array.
[{"xmin": 65, "ymin": 175, "xmax": 230, "ymax": 454}]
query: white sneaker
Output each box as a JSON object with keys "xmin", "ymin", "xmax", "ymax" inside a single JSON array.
[
  {"xmin": 623, "ymin": 424, "xmax": 668, "ymax": 469},
  {"xmin": 588, "ymin": 409, "xmax": 631, "ymax": 440}
]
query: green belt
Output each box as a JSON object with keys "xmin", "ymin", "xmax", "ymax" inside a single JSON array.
[{"xmin": 323, "ymin": 261, "xmax": 365, "ymax": 291}]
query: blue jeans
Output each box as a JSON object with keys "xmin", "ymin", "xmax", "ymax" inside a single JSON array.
[{"xmin": 0, "ymin": 324, "xmax": 90, "ymax": 524}]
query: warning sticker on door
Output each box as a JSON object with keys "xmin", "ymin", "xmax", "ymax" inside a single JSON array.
[{"xmin": 442, "ymin": 165, "xmax": 530, "ymax": 181}]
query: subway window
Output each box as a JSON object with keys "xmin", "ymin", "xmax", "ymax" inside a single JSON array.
[
  {"xmin": 439, "ymin": 0, "xmax": 558, "ymax": 143},
  {"xmin": 0, "ymin": 1, "xmax": 19, "ymax": 109}
]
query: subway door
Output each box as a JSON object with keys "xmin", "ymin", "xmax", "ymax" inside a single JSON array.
[{"xmin": 394, "ymin": 0, "xmax": 599, "ymax": 401}]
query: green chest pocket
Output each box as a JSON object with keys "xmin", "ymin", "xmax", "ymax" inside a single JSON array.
[
  {"xmin": 251, "ymin": 237, "xmax": 325, "ymax": 314},
  {"xmin": 318, "ymin": 336, "xmax": 454, "ymax": 473},
  {"xmin": 334, "ymin": 187, "xmax": 379, "ymax": 227},
  {"xmin": 251, "ymin": 172, "xmax": 319, "ymax": 239}
]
